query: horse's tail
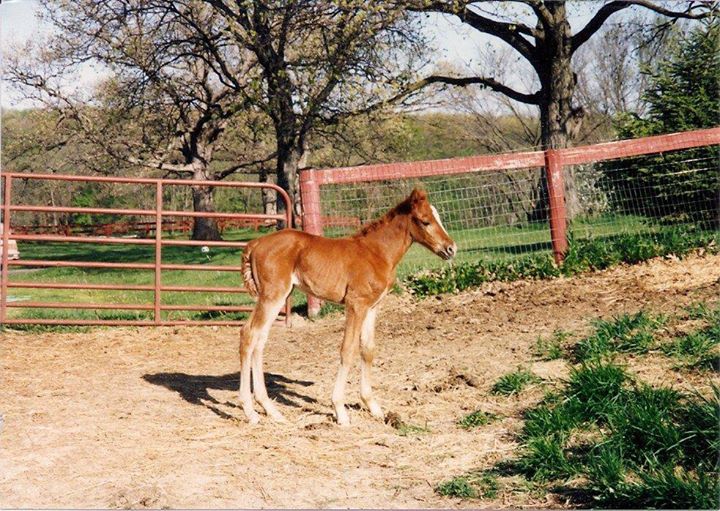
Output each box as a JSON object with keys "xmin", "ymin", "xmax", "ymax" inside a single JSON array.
[{"xmin": 242, "ymin": 242, "xmax": 260, "ymax": 299}]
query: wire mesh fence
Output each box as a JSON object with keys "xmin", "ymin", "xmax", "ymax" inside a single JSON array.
[
  {"xmin": 316, "ymin": 166, "xmax": 550, "ymax": 276},
  {"xmin": 304, "ymin": 131, "xmax": 720, "ymax": 279}
]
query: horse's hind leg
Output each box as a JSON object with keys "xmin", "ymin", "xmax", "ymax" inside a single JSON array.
[
  {"xmin": 239, "ymin": 288, "xmax": 288, "ymax": 424},
  {"xmin": 251, "ymin": 289, "xmax": 291, "ymax": 422},
  {"xmin": 360, "ymin": 306, "xmax": 383, "ymax": 420}
]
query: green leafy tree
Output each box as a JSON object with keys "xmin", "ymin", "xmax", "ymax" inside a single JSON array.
[{"xmin": 605, "ymin": 22, "xmax": 720, "ymax": 227}]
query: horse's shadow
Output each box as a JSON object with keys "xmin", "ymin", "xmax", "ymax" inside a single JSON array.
[{"xmin": 143, "ymin": 371, "xmax": 317, "ymax": 421}]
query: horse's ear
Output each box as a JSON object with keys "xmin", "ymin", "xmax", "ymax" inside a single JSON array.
[{"xmin": 409, "ymin": 187, "xmax": 427, "ymax": 204}]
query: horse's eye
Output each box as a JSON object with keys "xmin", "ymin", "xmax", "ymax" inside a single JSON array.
[{"xmin": 422, "ymin": 220, "xmax": 431, "ymax": 227}]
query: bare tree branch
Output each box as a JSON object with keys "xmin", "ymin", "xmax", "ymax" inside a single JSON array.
[
  {"xmin": 572, "ymin": 0, "xmax": 716, "ymax": 53},
  {"xmin": 212, "ymin": 152, "xmax": 278, "ymax": 180},
  {"xmin": 407, "ymin": 1, "xmax": 538, "ymax": 61}
]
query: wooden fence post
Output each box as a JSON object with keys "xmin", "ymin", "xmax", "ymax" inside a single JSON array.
[
  {"xmin": 298, "ymin": 169, "xmax": 323, "ymax": 318},
  {"xmin": 544, "ymin": 149, "xmax": 569, "ymax": 264}
]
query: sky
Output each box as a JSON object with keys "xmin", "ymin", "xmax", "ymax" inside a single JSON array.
[{"xmin": 0, "ymin": 0, "xmax": 671, "ymax": 109}]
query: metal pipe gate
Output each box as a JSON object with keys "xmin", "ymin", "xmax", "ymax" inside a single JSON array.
[{"xmin": 0, "ymin": 172, "xmax": 292, "ymax": 327}]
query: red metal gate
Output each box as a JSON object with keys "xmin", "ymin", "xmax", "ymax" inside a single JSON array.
[{"xmin": 0, "ymin": 172, "xmax": 292, "ymax": 327}]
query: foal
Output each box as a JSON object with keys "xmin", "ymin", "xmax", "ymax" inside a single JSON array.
[{"xmin": 240, "ymin": 188, "xmax": 456, "ymax": 425}]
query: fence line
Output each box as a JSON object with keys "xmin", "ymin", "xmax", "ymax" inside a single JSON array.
[{"xmin": 300, "ymin": 127, "xmax": 720, "ymax": 316}]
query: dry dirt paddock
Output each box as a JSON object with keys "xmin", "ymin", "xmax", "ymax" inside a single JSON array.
[{"xmin": 2, "ymin": 253, "xmax": 719, "ymax": 509}]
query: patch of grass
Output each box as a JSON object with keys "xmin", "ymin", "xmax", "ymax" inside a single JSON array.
[
  {"xmin": 674, "ymin": 387, "xmax": 720, "ymax": 470},
  {"xmin": 522, "ymin": 399, "xmax": 583, "ymax": 440},
  {"xmin": 603, "ymin": 385, "xmax": 685, "ymax": 466},
  {"xmin": 517, "ymin": 434, "xmax": 577, "ymax": 481},
  {"xmin": 533, "ymin": 330, "xmax": 571, "ymax": 360},
  {"xmin": 318, "ymin": 301, "xmax": 344, "ymax": 318},
  {"xmin": 491, "ymin": 369, "xmax": 542, "ymax": 396},
  {"xmin": 661, "ymin": 327, "xmax": 720, "ymax": 370},
  {"xmin": 404, "ymin": 227, "xmax": 719, "ymax": 297},
  {"xmin": 567, "ymin": 360, "xmax": 629, "ymax": 421},
  {"xmin": 594, "ymin": 463, "xmax": 719, "ymax": 509},
  {"xmin": 661, "ymin": 301, "xmax": 719, "ymax": 371},
  {"xmin": 457, "ymin": 410, "xmax": 498, "ymax": 430},
  {"xmin": 574, "ymin": 311, "xmax": 665, "ymax": 362},
  {"xmin": 436, "ymin": 472, "xmax": 499, "ymax": 499},
  {"xmin": 436, "ymin": 476, "xmax": 476, "ymax": 498},
  {"xmin": 682, "ymin": 301, "xmax": 720, "ymax": 322},
  {"xmin": 396, "ymin": 422, "xmax": 430, "ymax": 437},
  {"xmin": 506, "ymin": 354, "xmax": 720, "ymax": 509}
]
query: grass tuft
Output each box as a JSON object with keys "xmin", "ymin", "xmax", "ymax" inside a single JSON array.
[
  {"xmin": 457, "ymin": 410, "xmax": 498, "ymax": 430},
  {"xmin": 436, "ymin": 473, "xmax": 499, "ymax": 499},
  {"xmin": 491, "ymin": 369, "xmax": 542, "ymax": 396},
  {"xmin": 567, "ymin": 360, "xmax": 629, "ymax": 421},
  {"xmin": 574, "ymin": 311, "xmax": 664, "ymax": 362},
  {"xmin": 508, "ymin": 358, "xmax": 718, "ymax": 508},
  {"xmin": 533, "ymin": 330, "xmax": 571, "ymax": 360}
]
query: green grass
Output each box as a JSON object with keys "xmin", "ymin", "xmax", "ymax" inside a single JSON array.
[
  {"xmin": 661, "ymin": 305, "xmax": 720, "ymax": 370},
  {"xmin": 404, "ymin": 225, "xmax": 719, "ymax": 296},
  {"xmin": 436, "ymin": 473, "xmax": 499, "ymax": 499},
  {"xmin": 517, "ymin": 325, "xmax": 717, "ymax": 509},
  {"xmin": 491, "ymin": 369, "xmax": 542, "ymax": 396},
  {"xmin": 683, "ymin": 301, "xmax": 720, "ymax": 323},
  {"xmin": 457, "ymin": 410, "xmax": 498, "ymax": 430},
  {"xmin": 396, "ymin": 422, "xmax": 431, "ymax": 437},
  {"xmin": 516, "ymin": 361, "xmax": 719, "ymax": 507},
  {"xmin": 533, "ymin": 330, "xmax": 571, "ymax": 361},
  {"xmin": 437, "ymin": 302, "xmax": 720, "ymax": 506},
  {"xmin": 574, "ymin": 311, "xmax": 666, "ymax": 362}
]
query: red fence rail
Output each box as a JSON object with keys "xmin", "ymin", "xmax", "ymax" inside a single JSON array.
[
  {"xmin": 300, "ymin": 126, "xmax": 720, "ymax": 315},
  {"xmin": 0, "ymin": 173, "xmax": 292, "ymax": 327}
]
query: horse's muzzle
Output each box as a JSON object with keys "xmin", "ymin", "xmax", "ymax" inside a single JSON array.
[{"xmin": 439, "ymin": 243, "xmax": 457, "ymax": 260}]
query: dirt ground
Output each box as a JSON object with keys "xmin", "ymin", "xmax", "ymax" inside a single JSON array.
[{"xmin": 2, "ymin": 253, "xmax": 719, "ymax": 509}]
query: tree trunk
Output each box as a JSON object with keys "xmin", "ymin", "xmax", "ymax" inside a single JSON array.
[
  {"xmin": 258, "ymin": 166, "xmax": 277, "ymax": 217},
  {"xmin": 276, "ymin": 142, "xmax": 305, "ymax": 229},
  {"xmin": 530, "ymin": 2, "xmax": 581, "ymax": 222},
  {"xmin": 190, "ymin": 164, "xmax": 222, "ymax": 240}
]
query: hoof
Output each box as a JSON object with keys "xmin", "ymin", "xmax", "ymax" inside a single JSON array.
[
  {"xmin": 244, "ymin": 410, "xmax": 261, "ymax": 425},
  {"xmin": 368, "ymin": 401, "xmax": 384, "ymax": 420},
  {"xmin": 335, "ymin": 408, "xmax": 351, "ymax": 427},
  {"xmin": 257, "ymin": 399, "xmax": 287, "ymax": 423},
  {"xmin": 267, "ymin": 410, "xmax": 288, "ymax": 423}
]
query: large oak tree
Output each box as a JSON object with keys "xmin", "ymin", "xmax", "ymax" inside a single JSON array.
[{"xmin": 404, "ymin": 0, "xmax": 716, "ymax": 218}]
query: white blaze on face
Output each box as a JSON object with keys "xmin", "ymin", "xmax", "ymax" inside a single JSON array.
[{"xmin": 430, "ymin": 205, "xmax": 450, "ymax": 237}]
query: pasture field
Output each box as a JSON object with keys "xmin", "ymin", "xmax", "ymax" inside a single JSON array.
[{"xmin": 1, "ymin": 252, "xmax": 718, "ymax": 508}]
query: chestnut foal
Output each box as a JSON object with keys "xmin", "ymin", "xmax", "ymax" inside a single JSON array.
[{"xmin": 240, "ymin": 188, "xmax": 456, "ymax": 425}]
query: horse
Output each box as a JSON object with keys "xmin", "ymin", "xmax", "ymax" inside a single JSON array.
[{"xmin": 239, "ymin": 188, "xmax": 457, "ymax": 425}]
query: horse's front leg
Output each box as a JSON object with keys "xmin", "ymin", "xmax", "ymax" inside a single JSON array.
[
  {"xmin": 332, "ymin": 303, "xmax": 367, "ymax": 426},
  {"xmin": 360, "ymin": 306, "xmax": 383, "ymax": 420}
]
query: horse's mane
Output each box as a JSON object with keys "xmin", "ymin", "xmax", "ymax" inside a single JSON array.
[{"xmin": 352, "ymin": 196, "xmax": 412, "ymax": 238}]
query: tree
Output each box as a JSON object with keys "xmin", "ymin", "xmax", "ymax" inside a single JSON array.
[
  {"xmin": 8, "ymin": 1, "xmax": 424, "ymax": 228},
  {"xmin": 402, "ymin": 0, "xmax": 716, "ymax": 219},
  {"xmin": 604, "ymin": 22, "xmax": 720, "ymax": 227},
  {"xmin": 201, "ymin": 0, "xmax": 423, "ymax": 223},
  {"xmin": 6, "ymin": 1, "xmax": 269, "ymax": 240}
]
